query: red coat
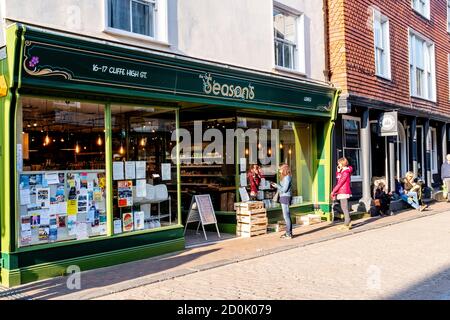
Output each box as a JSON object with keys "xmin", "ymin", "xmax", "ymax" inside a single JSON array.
[{"xmin": 331, "ymin": 166, "xmax": 353, "ymax": 196}]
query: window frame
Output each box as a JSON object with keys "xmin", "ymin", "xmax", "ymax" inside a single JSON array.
[
  {"xmin": 373, "ymin": 9, "xmax": 391, "ymax": 80},
  {"xmin": 408, "ymin": 29, "xmax": 436, "ymax": 102},
  {"xmin": 430, "ymin": 127, "xmax": 438, "ymax": 174},
  {"xmin": 342, "ymin": 116, "xmax": 362, "ymax": 182},
  {"xmin": 273, "ymin": 1, "xmax": 305, "ymax": 74},
  {"xmin": 103, "ymin": 0, "xmax": 169, "ymax": 45},
  {"xmin": 411, "ymin": 0, "xmax": 430, "ymax": 20}
]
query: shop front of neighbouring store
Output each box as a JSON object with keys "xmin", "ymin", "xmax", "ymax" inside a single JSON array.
[{"xmin": 0, "ymin": 24, "xmax": 338, "ymax": 287}]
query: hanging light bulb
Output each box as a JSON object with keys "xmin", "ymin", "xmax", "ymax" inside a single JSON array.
[
  {"xmin": 119, "ymin": 143, "xmax": 125, "ymax": 155},
  {"xmin": 97, "ymin": 135, "xmax": 103, "ymax": 146},
  {"xmin": 268, "ymin": 148, "xmax": 272, "ymax": 156},
  {"xmin": 279, "ymin": 143, "xmax": 283, "ymax": 149},
  {"xmin": 75, "ymin": 142, "xmax": 80, "ymax": 154},
  {"xmin": 288, "ymin": 148, "xmax": 292, "ymax": 155},
  {"xmin": 245, "ymin": 148, "xmax": 249, "ymax": 156},
  {"xmin": 140, "ymin": 137, "xmax": 146, "ymax": 147},
  {"xmin": 44, "ymin": 133, "xmax": 50, "ymax": 145}
]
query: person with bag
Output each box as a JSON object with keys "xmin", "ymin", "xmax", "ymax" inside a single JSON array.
[
  {"xmin": 331, "ymin": 157, "xmax": 353, "ymax": 230},
  {"xmin": 441, "ymin": 154, "xmax": 450, "ymax": 202},
  {"xmin": 271, "ymin": 164, "xmax": 293, "ymax": 239}
]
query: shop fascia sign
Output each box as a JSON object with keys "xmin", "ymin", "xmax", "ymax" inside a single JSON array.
[{"xmin": 20, "ymin": 33, "xmax": 333, "ymax": 114}]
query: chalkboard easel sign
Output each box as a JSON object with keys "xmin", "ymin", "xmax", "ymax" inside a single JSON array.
[{"xmin": 184, "ymin": 194, "xmax": 220, "ymax": 240}]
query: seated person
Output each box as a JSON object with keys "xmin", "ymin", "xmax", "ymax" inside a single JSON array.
[
  {"xmin": 373, "ymin": 179, "xmax": 390, "ymax": 216},
  {"xmin": 401, "ymin": 172, "xmax": 426, "ymax": 212}
]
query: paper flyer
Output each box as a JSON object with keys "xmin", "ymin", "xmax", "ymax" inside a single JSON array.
[
  {"xmin": 58, "ymin": 173, "xmax": 65, "ymax": 184},
  {"xmin": 20, "ymin": 175, "xmax": 30, "ymax": 189},
  {"xmin": 122, "ymin": 212, "xmax": 134, "ymax": 232},
  {"xmin": 113, "ymin": 161, "xmax": 124, "ymax": 180},
  {"xmin": 58, "ymin": 201, "xmax": 67, "ymax": 214},
  {"xmin": 44, "ymin": 173, "xmax": 59, "ymax": 185},
  {"xmin": 31, "ymin": 214, "xmax": 40, "ymax": 227},
  {"xmin": 136, "ymin": 179, "xmax": 147, "ymax": 198},
  {"xmin": 68, "ymin": 215, "xmax": 77, "ymax": 235},
  {"xmin": 21, "ymin": 216, "xmax": 31, "ymax": 231},
  {"xmin": 240, "ymin": 173, "xmax": 248, "ymax": 187},
  {"xmin": 49, "ymin": 225, "xmax": 58, "ymax": 242},
  {"xmin": 55, "ymin": 186, "xmax": 65, "ymax": 202},
  {"xmin": 76, "ymin": 222, "xmax": 89, "ymax": 240},
  {"xmin": 118, "ymin": 180, "xmax": 133, "ymax": 207},
  {"xmin": 134, "ymin": 211, "xmax": 145, "ymax": 230},
  {"xmin": 20, "ymin": 230, "xmax": 31, "ymax": 246},
  {"xmin": 240, "ymin": 158, "xmax": 247, "ymax": 172},
  {"xmin": 38, "ymin": 226, "xmax": 49, "ymax": 241},
  {"xmin": 57, "ymin": 215, "xmax": 66, "ymax": 228},
  {"xmin": 40, "ymin": 211, "xmax": 50, "ymax": 225},
  {"xmin": 87, "ymin": 205, "xmax": 96, "ymax": 224},
  {"xmin": 67, "ymin": 200, "xmax": 78, "ymax": 215},
  {"xmin": 80, "ymin": 172, "xmax": 88, "ymax": 189},
  {"xmin": 135, "ymin": 161, "xmax": 146, "ymax": 179},
  {"xmin": 125, "ymin": 161, "xmax": 136, "ymax": 180},
  {"xmin": 77, "ymin": 190, "xmax": 89, "ymax": 214},
  {"xmin": 161, "ymin": 163, "xmax": 171, "ymax": 181},
  {"xmin": 20, "ymin": 188, "xmax": 31, "ymax": 205},
  {"xmin": 49, "ymin": 203, "xmax": 59, "ymax": 215},
  {"xmin": 93, "ymin": 187, "xmax": 103, "ymax": 202},
  {"xmin": 36, "ymin": 187, "xmax": 50, "ymax": 208},
  {"xmin": 113, "ymin": 219, "xmax": 122, "ymax": 234}
]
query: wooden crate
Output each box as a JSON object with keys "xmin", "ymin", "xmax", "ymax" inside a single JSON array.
[
  {"xmin": 234, "ymin": 201, "xmax": 264, "ymax": 211},
  {"xmin": 236, "ymin": 214, "xmax": 268, "ymax": 224},
  {"xmin": 235, "ymin": 207, "xmax": 267, "ymax": 215},
  {"xmin": 296, "ymin": 214, "xmax": 322, "ymax": 226},
  {"xmin": 236, "ymin": 229, "xmax": 267, "ymax": 238},
  {"xmin": 236, "ymin": 222, "xmax": 267, "ymax": 233}
]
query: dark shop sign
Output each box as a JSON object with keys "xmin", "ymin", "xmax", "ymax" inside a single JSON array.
[{"xmin": 20, "ymin": 30, "xmax": 334, "ymax": 115}]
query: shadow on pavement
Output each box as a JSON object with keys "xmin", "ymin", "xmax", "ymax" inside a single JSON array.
[{"xmin": 1, "ymin": 247, "xmax": 220, "ymax": 300}]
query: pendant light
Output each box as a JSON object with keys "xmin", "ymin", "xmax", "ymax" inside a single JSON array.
[
  {"xmin": 97, "ymin": 135, "xmax": 103, "ymax": 146},
  {"xmin": 140, "ymin": 137, "xmax": 146, "ymax": 147},
  {"xmin": 75, "ymin": 141, "xmax": 80, "ymax": 154},
  {"xmin": 119, "ymin": 142, "xmax": 125, "ymax": 155}
]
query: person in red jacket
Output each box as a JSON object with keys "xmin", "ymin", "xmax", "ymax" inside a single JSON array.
[
  {"xmin": 247, "ymin": 164, "xmax": 264, "ymax": 200},
  {"xmin": 331, "ymin": 157, "xmax": 353, "ymax": 230}
]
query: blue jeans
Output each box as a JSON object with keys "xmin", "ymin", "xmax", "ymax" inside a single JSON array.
[
  {"xmin": 281, "ymin": 203, "xmax": 292, "ymax": 235},
  {"xmin": 401, "ymin": 191, "xmax": 419, "ymax": 209}
]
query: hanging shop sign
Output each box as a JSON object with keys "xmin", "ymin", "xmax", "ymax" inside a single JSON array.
[
  {"xmin": 18, "ymin": 27, "xmax": 334, "ymax": 116},
  {"xmin": 378, "ymin": 111, "xmax": 398, "ymax": 137}
]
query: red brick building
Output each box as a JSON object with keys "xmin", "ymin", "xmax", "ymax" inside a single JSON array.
[{"xmin": 327, "ymin": 0, "xmax": 450, "ymax": 209}]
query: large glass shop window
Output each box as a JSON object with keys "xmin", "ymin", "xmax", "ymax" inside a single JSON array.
[
  {"xmin": 237, "ymin": 118, "xmax": 305, "ymax": 207},
  {"xmin": 111, "ymin": 105, "xmax": 177, "ymax": 234},
  {"xmin": 17, "ymin": 97, "xmax": 107, "ymax": 247}
]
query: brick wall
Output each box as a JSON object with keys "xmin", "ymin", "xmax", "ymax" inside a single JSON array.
[{"xmin": 328, "ymin": 0, "xmax": 450, "ymax": 117}]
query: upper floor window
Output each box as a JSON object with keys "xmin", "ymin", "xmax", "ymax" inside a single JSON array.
[
  {"xmin": 409, "ymin": 31, "xmax": 436, "ymax": 101},
  {"xmin": 373, "ymin": 10, "xmax": 391, "ymax": 79},
  {"xmin": 273, "ymin": 3, "xmax": 304, "ymax": 73},
  {"xmin": 447, "ymin": 0, "xmax": 450, "ymax": 32},
  {"xmin": 106, "ymin": 0, "xmax": 168, "ymax": 43},
  {"xmin": 412, "ymin": 0, "xmax": 430, "ymax": 19}
]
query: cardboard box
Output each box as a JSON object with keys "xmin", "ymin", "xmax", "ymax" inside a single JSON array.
[{"xmin": 296, "ymin": 214, "xmax": 322, "ymax": 226}]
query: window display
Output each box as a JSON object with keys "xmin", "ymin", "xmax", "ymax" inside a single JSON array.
[
  {"xmin": 17, "ymin": 97, "xmax": 107, "ymax": 247},
  {"xmin": 111, "ymin": 105, "xmax": 177, "ymax": 233}
]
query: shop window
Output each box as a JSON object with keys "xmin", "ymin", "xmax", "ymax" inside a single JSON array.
[
  {"xmin": 17, "ymin": 97, "xmax": 106, "ymax": 247},
  {"xmin": 237, "ymin": 118, "xmax": 305, "ymax": 207},
  {"xmin": 273, "ymin": 2, "xmax": 304, "ymax": 73},
  {"xmin": 373, "ymin": 10, "xmax": 391, "ymax": 79},
  {"xmin": 111, "ymin": 105, "xmax": 177, "ymax": 234},
  {"xmin": 106, "ymin": 0, "xmax": 168, "ymax": 42},
  {"xmin": 178, "ymin": 116, "xmax": 237, "ymax": 213},
  {"xmin": 342, "ymin": 118, "xmax": 361, "ymax": 181},
  {"xmin": 409, "ymin": 31, "xmax": 436, "ymax": 101}
]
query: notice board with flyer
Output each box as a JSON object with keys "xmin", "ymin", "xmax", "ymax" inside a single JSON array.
[{"xmin": 184, "ymin": 194, "xmax": 220, "ymax": 240}]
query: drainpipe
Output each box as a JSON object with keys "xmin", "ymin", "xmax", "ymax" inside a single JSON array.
[{"xmin": 322, "ymin": 0, "xmax": 331, "ymax": 82}]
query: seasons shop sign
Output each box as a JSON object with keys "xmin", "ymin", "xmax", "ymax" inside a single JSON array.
[{"xmin": 19, "ymin": 30, "xmax": 334, "ymax": 114}]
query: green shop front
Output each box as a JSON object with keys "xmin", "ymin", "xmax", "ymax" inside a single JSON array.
[{"xmin": 0, "ymin": 24, "xmax": 338, "ymax": 287}]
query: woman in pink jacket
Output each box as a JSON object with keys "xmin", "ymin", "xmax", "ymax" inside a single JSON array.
[{"xmin": 331, "ymin": 157, "xmax": 353, "ymax": 230}]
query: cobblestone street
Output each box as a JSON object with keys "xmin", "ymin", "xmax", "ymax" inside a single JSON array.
[{"xmin": 97, "ymin": 211, "xmax": 450, "ymax": 300}]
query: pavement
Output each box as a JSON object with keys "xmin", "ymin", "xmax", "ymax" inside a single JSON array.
[{"xmin": 1, "ymin": 201, "xmax": 450, "ymax": 300}]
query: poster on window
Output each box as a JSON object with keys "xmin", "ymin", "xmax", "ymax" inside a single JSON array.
[
  {"xmin": 36, "ymin": 188, "xmax": 50, "ymax": 208},
  {"xmin": 118, "ymin": 180, "xmax": 133, "ymax": 207}
]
